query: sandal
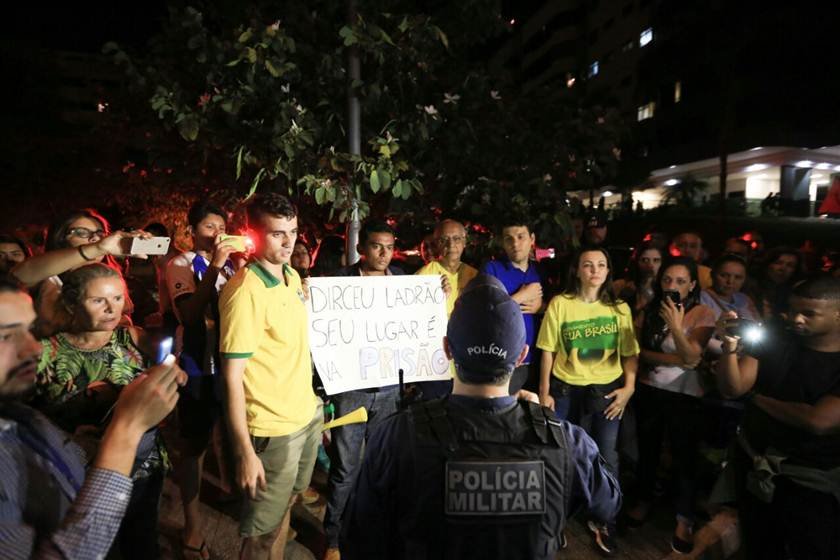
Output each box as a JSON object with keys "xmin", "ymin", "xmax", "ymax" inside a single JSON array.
[{"xmin": 181, "ymin": 540, "xmax": 210, "ymax": 560}]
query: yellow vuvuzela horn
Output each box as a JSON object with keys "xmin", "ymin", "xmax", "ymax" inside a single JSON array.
[{"xmin": 323, "ymin": 406, "xmax": 368, "ymax": 431}]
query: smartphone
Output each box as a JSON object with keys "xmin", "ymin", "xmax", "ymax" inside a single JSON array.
[
  {"xmin": 155, "ymin": 336, "xmax": 173, "ymax": 365},
  {"xmin": 663, "ymin": 290, "xmax": 681, "ymax": 306},
  {"xmin": 129, "ymin": 236, "xmax": 171, "ymax": 255},
  {"xmin": 219, "ymin": 234, "xmax": 253, "ymax": 253}
]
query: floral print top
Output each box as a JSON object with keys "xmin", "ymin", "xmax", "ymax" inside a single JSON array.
[{"xmin": 34, "ymin": 327, "xmax": 168, "ymax": 476}]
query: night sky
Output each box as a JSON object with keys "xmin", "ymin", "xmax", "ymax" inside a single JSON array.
[{"xmin": 6, "ymin": 1, "xmax": 168, "ymax": 52}]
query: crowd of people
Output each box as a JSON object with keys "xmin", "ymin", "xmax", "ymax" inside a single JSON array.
[{"xmin": 0, "ymin": 192, "xmax": 838, "ymax": 560}]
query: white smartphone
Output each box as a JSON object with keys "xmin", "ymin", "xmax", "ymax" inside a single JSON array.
[{"xmin": 129, "ymin": 236, "xmax": 171, "ymax": 255}]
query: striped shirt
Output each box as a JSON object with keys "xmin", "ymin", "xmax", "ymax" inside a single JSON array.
[{"xmin": 0, "ymin": 403, "xmax": 133, "ymax": 560}]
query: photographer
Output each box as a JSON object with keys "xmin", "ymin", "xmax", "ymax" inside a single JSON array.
[{"xmin": 716, "ymin": 275, "xmax": 840, "ymax": 560}]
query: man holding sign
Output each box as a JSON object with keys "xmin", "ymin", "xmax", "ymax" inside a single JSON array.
[
  {"xmin": 322, "ymin": 220, "xmax": 404, "ymax": 560},
  {"xmin": 341, "ymin": 275, "xmax": 621, "ymax": 560}
]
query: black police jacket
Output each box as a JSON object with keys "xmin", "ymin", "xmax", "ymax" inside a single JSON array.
[{"xmin": 399, "ymin": 398, "xmax": 572, "ymax": 560}]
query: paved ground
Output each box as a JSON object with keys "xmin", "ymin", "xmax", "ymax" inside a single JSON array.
[{"xmin": 154, "ymin": 461, "xmax": 740, "ymax": 560}]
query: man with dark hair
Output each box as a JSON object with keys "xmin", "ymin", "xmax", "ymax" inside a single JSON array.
[
  {"xmin": 0, "ymin": 281, "xmax": 186, "ymax": 559},
  {"xmin": 323, "ymin": 219, "xmax": 404, "ymax": 560},
  {"xmin": 716, "ymin": 275, "xmax": 840, "ymax": 559},
  {"xmin": 582, "ymin": 209, "xmax": 608, "ymax": 247},
  {"xmin": 337, "ymin": 220, "xmax": 404, "ymax": 276},
  {"xmin": 671, "ymin": 232, "xmax": 712, "ymax": 289},
  {"xmin": 0, "ymin": 234, "xmax": 30, "ymax": 276},
  {"xmin": 341, "ymin": 275, "xmax": 621, "ymax": 560},
  {"xmin": 481, "ymin": 219, "xmax": 544, "ymax": 394},
  {"xmin": 220, "ymin": 192, "xmax": 322, "ymax": 560},
  {"xmin": 166, "ymin": 201, "xmax": 239, "ymax": 558}
]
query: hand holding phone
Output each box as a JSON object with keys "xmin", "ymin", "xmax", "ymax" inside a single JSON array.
[
  {"xmin": 218, "ymin": 234, "xmax": 253, "ymax": 253},
  {"xmin": 131, "ymin": 237, "xmax": 171, "ymax": 256},
  {"xmin": 155, "ymin": 336, "xmax": 173, "ymax": 365},
  {"xmin": 663, "ymin": 290, "xmax": 681, "ymax": 307}
]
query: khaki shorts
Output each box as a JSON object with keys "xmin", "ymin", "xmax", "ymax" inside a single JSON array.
[{"xmin": 240, "ymin": 406, "xmax": 323, "ymax": 537}]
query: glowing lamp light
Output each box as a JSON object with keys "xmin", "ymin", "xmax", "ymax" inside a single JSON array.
[
  {"xmin": 664, "ymin": 179, "xmax": 679, "ymax": 187},
  {"xmin": 669, "ymin": 247, "xmax": 681, "ymax": 257},
  {"xmin": 602, "ymin": 190, "xmax": 613, "ymax": 197},
  {"xmin": 795, "ymin": 160, "xmax": 814, "ymax": 168},
  {"xmin": 642, "ymin": 233, "xmax": 652, "ymax": 242},
  {"xmin": 815, "ymin": 163, "xmax": 832, "ymax": 170},
  {"xmin": 745, "ymin": 164, "xmax": 768, "ymax": 173}
]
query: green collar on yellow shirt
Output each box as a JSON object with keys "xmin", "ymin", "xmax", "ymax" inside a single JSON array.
[{"xmin": 247, "ymin": 261, "xmax": 293, "ymax": 288}]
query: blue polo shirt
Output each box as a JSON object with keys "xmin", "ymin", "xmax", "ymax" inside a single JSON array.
[{"xmin": 480, "ymin": 257, "xmax": 543, "ymax": 364}]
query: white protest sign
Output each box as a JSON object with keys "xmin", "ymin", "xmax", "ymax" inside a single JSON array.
[{"xmin": 308, "ymin": 275, "xmax": 450, "ymax": 395}]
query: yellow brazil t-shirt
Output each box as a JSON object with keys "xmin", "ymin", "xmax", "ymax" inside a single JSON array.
[
  {"xmin": 536, "ymin": 295, "xmax": 640, "ymax": 386},
  {"xmin": 219, "ymin": 262, "xmax": 317, "ymax": 437},
  {"xmin": 415, "ymin": 260, "xmax": 479, "ymax": 316}
]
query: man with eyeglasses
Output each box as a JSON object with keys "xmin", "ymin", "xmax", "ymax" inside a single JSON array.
[
  {"xmin": 413, "ymin": 219, "xmax": 479, "ymax": 402},
  {"xmin": 415, "ymin": 219, "xmax": 478, "ymax": 316}
]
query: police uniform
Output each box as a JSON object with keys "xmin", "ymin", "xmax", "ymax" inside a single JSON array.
[{"xmin": 340, "ymin": 274, "xmax": 621, "ymax": 560}]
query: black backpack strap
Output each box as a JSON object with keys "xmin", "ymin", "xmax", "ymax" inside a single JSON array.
[
  {"xmin": 409, "ymin": 401, "xmax": 435, "ymax": 446},
  {"xmin": 409, "ymin": 400, "xmax": 459, "ymax": 454},
  {"xmin": 523, "ymin": 401, "xmax": 565, "ymax": 448},
  {"xmin": 425, "ymin": 399, "xmax": 459, "ymax": 454}
]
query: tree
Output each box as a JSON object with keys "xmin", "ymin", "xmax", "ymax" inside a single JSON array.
[{"xmin": 107, "ymin": 0, "xmax": 626, "ymax": 243}]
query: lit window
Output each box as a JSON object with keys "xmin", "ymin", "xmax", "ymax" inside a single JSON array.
[
  {"xmin": 639, "ymin": 27, "xmax": 653, "ymax": 47},
  {"xmin": 588, "ymin": 61, "xmax": 599, "ymax": 77},
  {"xmin": 674, "ymin": 81, "xmax": 682, "ymax": 103},
  {"xmin": 637, "ymin": 102, "xmax": 655, "ymax": 121}
]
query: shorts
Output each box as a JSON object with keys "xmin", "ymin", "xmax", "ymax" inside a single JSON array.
[{"xmin": 239, "ymin": 406, "xmax": 323, "ymax": 537}]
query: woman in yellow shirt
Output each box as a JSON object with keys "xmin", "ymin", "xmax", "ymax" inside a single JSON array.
[{"xmin": 537, "ymin": 246, "xmax": 639, "ymax": 554}]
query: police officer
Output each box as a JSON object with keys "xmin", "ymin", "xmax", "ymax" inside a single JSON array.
[{"xmin": 341, "ymin": 275, "xmax": 621, "ymax": 560}]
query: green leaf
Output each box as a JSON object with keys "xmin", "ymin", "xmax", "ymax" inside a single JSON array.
[
  {"xmin": 379, "ymin": 169, "xmax": 392, "ymax": 191},
  {"xmin": 397, "ymin": 17, "xmax": 409, "ymax": 33},
  {"xmin": 265, "ymin": 59, "xmax": 281, "ymax": 77},
  {"xmin": 246, "ymin": 47, "xmax": 257, "ymax": 63},
  {"xmin": 238, "ymin": 29, "xmax": 253, "ymax": 43},
  {"xmin": 177, "ymin": 115, "xmax": 200, "ymax": 141},
  {"xmin": 339, "ymin": 26, "xmax": 358, "ymax": 46},
  {"xmin": 378, "ymin": 144, "xmax": 391, "ymax": 157},
  {"xmin": 370, "ymin": 170, "xmax": 381, "ymax": 193},
  {"xmin": 226, "ymin": 58, "xmax": 241, "ymax": 66},
  {"xmin": 434, "ymin": 26, "xmax": 450, "ymax": 50},
  {"xmin": 248, "ymin": 168, "xmax": 266, "ymax": 198},
  {"xmin": 315, "ymin": 186, "xmax": 326, "ymax": 205},
  {"xmin": 236, "ymin": 146, "xmax": 245, "ymax": 180},
  {"xmin": 393, "ymin": 179, "xmax": 403, "ymax": 198},
  {"xmin": 379, "ymin": 28, "xmax": 395, "ymax": 47}
]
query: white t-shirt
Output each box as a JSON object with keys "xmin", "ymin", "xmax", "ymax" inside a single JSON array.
[
  {"xmin": 165, "ymin": 252, "xmax": 233, "ymax": 375},
  {"xmin": 165, "ymin": 251, "xmax": 232, "ymax": 322},
  {"xmin": 640, "ymin": 304, "xmax": 716, "ymax": 397}
]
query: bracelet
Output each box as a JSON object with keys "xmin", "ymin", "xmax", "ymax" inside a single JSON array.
[
  {"xmin": 721, "ymin": 342, "xmax": 741, "ymax": 355},
  {"xmin": 78, "ymin": 245, "xmax": 95, "ymax": 261}
]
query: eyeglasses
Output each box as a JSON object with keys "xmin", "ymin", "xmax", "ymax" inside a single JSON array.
[
  {"xmin": 67, "ymin": 227, "xmax": 105, "ymax": 239},
  {"xmin": 436, "ymin": 236, "xmax": 466, "ymax": 245}
]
